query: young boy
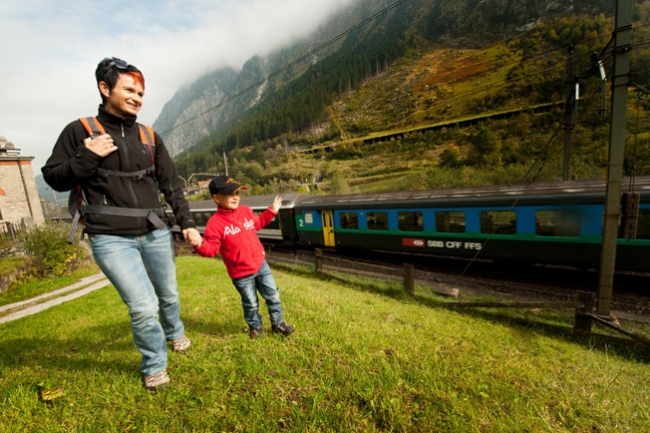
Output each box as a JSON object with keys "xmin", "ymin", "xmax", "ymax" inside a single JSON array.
[{"xmin": 194, "ymin": 175, "xmax": 294, "ymax": 339}]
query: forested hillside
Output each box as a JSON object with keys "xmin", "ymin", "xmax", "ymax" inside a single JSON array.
[{"xmin": 163, "ymin": 0, "xmax": 650, "ymax": 196}]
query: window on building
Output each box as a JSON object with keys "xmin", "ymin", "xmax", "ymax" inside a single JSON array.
[
  {"xmin": 367, "ymin": 212, "xmax": 388, "ymax": 230},
  {"xmin": 436, "ymin": 211, "xmax": 465, "ymax": 233},
  {"xmin": 398, "ymin": 211, "xmax": 423, "ymax": 232},
  {"xmin": 480, "ymin": 210, "xmax": 516, "ymax": 234},
  {"xmin": 535, "ymin": 209, "xmax": 580, "ymax": 237}
]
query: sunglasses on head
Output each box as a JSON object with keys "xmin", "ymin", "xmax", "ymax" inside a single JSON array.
[
  {"xmin": 98, "ymin": 58, "xmax": 132, "ymax": 80},
  {"xmin": 108, "ymin": 58, "xmax": 131, "ymax": 70}
]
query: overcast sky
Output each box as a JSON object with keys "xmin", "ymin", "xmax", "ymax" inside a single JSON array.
[{"xmin": 0, "ymin": 0, "xmax": 357, "ymax": 173}]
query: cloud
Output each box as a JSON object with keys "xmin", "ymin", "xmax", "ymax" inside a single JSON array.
[{"xmin": 0, "ymin": 0, "xmax": 356, "ymax": 172}]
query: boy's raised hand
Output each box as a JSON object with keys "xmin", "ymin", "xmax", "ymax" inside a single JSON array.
[{"xmin": 271, "ymin": 196, "xmax": 282, "ymax": 213}]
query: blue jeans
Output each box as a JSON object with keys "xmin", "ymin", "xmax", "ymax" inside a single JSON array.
[
  {"xmin": 89, "ymin": 228, "xmax": 185, "ymax": 375},
  {"xmin": 231, "ymin": 261, "xmax": 283, "ymax": 330}
]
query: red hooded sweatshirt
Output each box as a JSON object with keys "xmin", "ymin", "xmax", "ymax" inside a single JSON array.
[{"xmin": 194, "ymin": 205, "xmax": 277, "ymax": 279}]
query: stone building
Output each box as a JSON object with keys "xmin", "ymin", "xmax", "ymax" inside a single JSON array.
[{"xmin": 0, "ymin": 136, "xmax": 44, "ymax": 227}]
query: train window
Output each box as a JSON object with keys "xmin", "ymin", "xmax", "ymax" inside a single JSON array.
[
  {"xmin": 535, "ymin": 209, "xmax": 580, "ymax": 237},
  {"xmin": 398, "ymin": 211, "xmax": 423, "ymax": 232},
  {"xmin": 254, "ymin": 211, "xmax": 280, "ymax": 229},
  {"xmin": 339, "ymin": 212, "xmax": 358, "ymax": 229},
  {"xmin": 480, "ymin": 211, "xmax": 516, "ymax": 235},
  {"xmin": 636, "ymin": 209, "xmax": 650, "ymax": 239},
  {"xmin": 436, "ymin": 211, "xmax": 465, "ymax": 233},
  {"xmin": 203, "ymin": 212, "xmax": 214, "ymax": 224},
  {"xmin": 367, "ymin": 212, "xmax": 388, "ymax": 230},
  {"xmin": 194, "ymin": 212, "xmax": 212, "ymax": 226}
]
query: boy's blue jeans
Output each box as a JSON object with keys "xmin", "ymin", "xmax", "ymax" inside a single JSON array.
[
  {"xmin": 88, "ymin": 228, "xmax": 185, "ymax": 375},
  {"xmin": 231, "ymin": 260, "xmax": 283, "ymax": 330}
]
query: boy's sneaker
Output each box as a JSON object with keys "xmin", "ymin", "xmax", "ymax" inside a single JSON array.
[
  {"xmin": 171, "ymin": 335, "xmax": 191, "ymax": 353},
  {"xmin": 272, "ymin": 322, "xmax": 294, "ymax": 337},
  {"xmin": 249, "ymin": 327, "xmax": 265, "ymax": 339},
  {"xmin": 143, "ymin": 370, "xmax": 170, "ymax": 391}
]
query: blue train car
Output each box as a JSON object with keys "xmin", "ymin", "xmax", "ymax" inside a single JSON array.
[
  {"xmin": 291, "ymin": 177, "xmax": 650, "ymax": 272},
  {"xmin": 181, "ymin": 178, "xmax": 650, "ymax": 272}
]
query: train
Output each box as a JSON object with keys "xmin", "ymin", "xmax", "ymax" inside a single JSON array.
[{"xmin": 174, "ymin": 176, "xmax": 650, "ymax": 273}]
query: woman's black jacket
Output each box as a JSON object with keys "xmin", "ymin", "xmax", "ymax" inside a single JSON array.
[{"xmin": 42, "ymin": 106, "xmax": 196, "ymax": 236}]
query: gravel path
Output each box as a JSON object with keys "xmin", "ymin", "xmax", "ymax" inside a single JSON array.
[{"xmin": 0, "ymin": 273, "xmax": 110, "ymax": 324}]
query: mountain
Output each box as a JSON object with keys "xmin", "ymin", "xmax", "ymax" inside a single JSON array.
[
  {"xmin": 152, "ymin": 3, "xmax": 358, "ymax": 157},
  {"xmin": 152, "ymin": 68, "xmax": 240, "ymax": 157},
  {"xmin": 34, "ymin": 174, "xmax": 66, "ymax": 201},
  {"xmin": 153, "ymin": 0, "xmax": 616, "ymax": 160}
]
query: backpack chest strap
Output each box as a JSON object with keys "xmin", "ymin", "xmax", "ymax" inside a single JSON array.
[{"xmin": 97, "ymin": 165, "xmax": 156, "ymax": 180}]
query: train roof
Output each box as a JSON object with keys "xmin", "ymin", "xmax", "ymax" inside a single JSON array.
[
  {"xmin": 186, "ymin": 192, "xmax": 308, "ymax": 211},
  {"xmin": 185, "ymin": 177, "xmax": 650, "ymax": 211},
  {"xmin": 241, "ymin": 192, "xmax": 307, "ymax": 208},
  {"xmin": 294, "ymin": 176, "xmax": 650, "ymax": 209}
]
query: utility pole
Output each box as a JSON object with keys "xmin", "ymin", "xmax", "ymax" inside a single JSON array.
[
  {"xmin": 563, "ymin": 45, "xmax": 575, "ymax": 181},
  {"xmin": 597, "ymin": 0, "xmax": 633, "ymax": 316},
  {"xmin": 47, "ymin": 188, "xmax": 62, "ymax": 221},
  {"xmin": 40, "ymin": 197, "xmax": 50, "ymax": 220},
  {"xmin": 178, "ymin": 175, "xmax": 188, "ymax": 191}
]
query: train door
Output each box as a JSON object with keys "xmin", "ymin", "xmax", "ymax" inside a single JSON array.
[{"xmin": 322, "ymin": 210, "xmax": 335, "ymax": 247}]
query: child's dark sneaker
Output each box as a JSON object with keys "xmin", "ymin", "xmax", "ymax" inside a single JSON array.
[
  {"xmin": 249, "ymin": 327, "xmax": 265, "ymax": 339},
  {"xmin": 272, "ymin": 322, "xmax": 294, "ymax": 337}
]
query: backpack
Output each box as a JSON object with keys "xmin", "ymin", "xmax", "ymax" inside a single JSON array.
[{"xmin": 67, "ymin": 116, "xmax": 164, "ymax": 243}]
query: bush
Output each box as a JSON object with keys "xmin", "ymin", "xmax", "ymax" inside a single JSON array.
[
  {"xmin": 0, "ymin": 256, "xmax": 30, "ymax": 293},
  {"xmin": 18, "ymin": 222, "xmax": 91, "ymax": 277}
]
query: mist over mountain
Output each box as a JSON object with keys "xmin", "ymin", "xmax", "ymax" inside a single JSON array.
[{"xmin": 154, "ymin": 0, "xmax": 615, "ymax": 159}]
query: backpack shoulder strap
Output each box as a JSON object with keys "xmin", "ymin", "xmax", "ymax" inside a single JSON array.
[
  {"xmin": 79, "ymin": 117, "xmax": 106, "ymax": 136},
  {"xmin": 137, "ymin": 123, "xmax": 156, "ymax": 164},
  {"xmin": 79, "ymin": 117, "xmax": 155, "ymax": 147},
  {"xmin": 138, "ymin": 124, "xmax": 156, "ymax": 146}
]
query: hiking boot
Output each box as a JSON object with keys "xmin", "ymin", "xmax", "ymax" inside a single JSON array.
[
  {"xmin": 272, "ymin": 322, "xmax": 294, "ymax": 337},
  {"xmin": 171, "ymin": 335, "xmax": 191, "ymax": 353},
  {"xmin": 249, "ymin": 327, "xmax": 265, "ymax": 339},
  {"xmin": 143, "ymin": 370, "xmax": 170, "ymax": 391}
]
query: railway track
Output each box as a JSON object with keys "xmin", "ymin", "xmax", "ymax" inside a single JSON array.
[{"xmin": 264, "ymin": 245, "xmax": 650, "ymax": 322}]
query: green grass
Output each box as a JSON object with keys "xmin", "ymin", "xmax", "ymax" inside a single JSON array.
[{"xmin": 1, "ymin": 256, "xmax": 649, "ymax": 432}]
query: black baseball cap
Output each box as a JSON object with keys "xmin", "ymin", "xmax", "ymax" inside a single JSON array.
[{"xmin": 209, "ymin": 175, "xmax": 248, "ymax": 195}]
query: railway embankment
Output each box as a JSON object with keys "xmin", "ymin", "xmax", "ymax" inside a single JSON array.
[{"xmin": 264, "ymin": 247, "xmax": 650, "ymax": 327}]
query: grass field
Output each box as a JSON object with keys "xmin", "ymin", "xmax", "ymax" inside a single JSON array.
[{"xmin": 1, "ymin": 255, "xmax": 649, "ymax": 432}]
